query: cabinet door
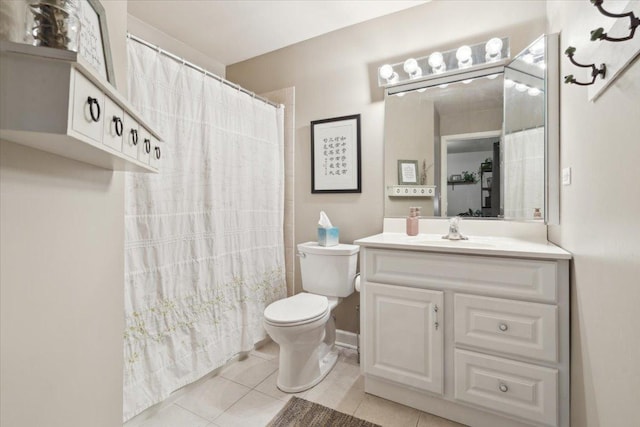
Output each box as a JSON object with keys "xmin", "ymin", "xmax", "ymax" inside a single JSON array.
[{"xmin": 364, "ymin": 282, "xmax": 443, "ymax": 394}]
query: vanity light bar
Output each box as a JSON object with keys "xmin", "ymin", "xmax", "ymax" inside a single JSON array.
[{"xmin": 378, "ymin": 37, "xmax": 510, "ymax": 88}]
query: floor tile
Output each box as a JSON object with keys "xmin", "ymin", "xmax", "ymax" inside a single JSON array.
[
  {"xmin": 250, "ymin": 340, "xmax": 280, "ymax": 361},
  {"xmin": 139, "ymin": 404, "xmax": 210, "ymax": 427},
  {"xmin": 220, "ymin": 354, "xmax": 278, "ymax": 388},
  {"xmin": 254, "ymin": 370, "xmax": 309, "ymax": 402},
  {"xmin": 417, "ymin": 411, "xmax": 467, "ymax": 426},
  {"xmin": 213, "ymin": 390, "xmax": 286, "ymax": 427},
  {"xmin": 304, "ymin": 360, "xmax": 365, "ymax": 415},
  {"xmin": 354, "ymin": 394, "xmax": 421, "ymax": 427},
  {"xmin": 175, "ymin": 375, "xmax": 251, "ymax": 421},
  {"xmin": 338, "ymin": 346, "xmax": 360, "ymax": 366}
]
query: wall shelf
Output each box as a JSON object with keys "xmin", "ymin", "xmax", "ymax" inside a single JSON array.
[
  {"xmin": 0, "ymin": 41, "xmax": 163, "ymax": 172},
  {"xmin": 387, "ymin": 185, "xmax": 436, "ymax": 197}
]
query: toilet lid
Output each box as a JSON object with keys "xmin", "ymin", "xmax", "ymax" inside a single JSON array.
[{"xmin": 264, "ymin": 293, "xmax": 329, "ymax": 325}]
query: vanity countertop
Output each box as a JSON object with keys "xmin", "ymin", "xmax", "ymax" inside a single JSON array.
[{"xmin": 354, "ymin": 232, "xmax": 572, "ymax": 260}]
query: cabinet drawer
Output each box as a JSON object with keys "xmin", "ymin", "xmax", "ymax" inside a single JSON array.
[
  {"xmin": 366, "ymin": 249, "xmax": 558, "ymax": 302},
  {"xmin": 138, "ymin": 128, "xmax": 152, "ymax": 164},
  {"xmin": 122, "ymin": 112, "xmax": 139, "ymax": 159},
  {"xmin": 455, "ymin": 294, "xmax": 557, "ymax": 362},
  {"xmin": 71, "ymin": 70, "xmax": 104, "ymax": 143},
  {"xmin": 148, "ymin": 135, "xmax": 162, "ymax": 170},
  {"xmin": 455, "ymin": 349, "xmax": 558, "ymax": 426},
  {"xmin": 102, "ymin": 97, "xmax": 123, "ymax": 151}
]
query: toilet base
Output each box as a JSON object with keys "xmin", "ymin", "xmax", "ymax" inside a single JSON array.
[{"xmin": 276, "ymin": 343, "xmax": 339, "ymax": 393}]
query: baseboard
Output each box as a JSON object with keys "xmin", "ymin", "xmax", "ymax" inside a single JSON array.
[{"xmin": 335, "ymin": 329, "xmax": 358, "ymax": 350}]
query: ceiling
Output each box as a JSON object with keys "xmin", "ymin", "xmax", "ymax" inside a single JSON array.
[{"xmin": 127, "ymin": 0, "xmax": 428, "ymax": 65}]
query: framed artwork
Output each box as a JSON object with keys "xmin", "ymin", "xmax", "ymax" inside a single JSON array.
[
  {"xmin": 78, "ymin": 0, "xmax": 116, "ymax": 87},
  {"xmin": 311, "ymin": 114, "xmax": 361, "ymax": 193},
  {"xmin": 398, "ymin": 160, "xmax": 419, "ymax": 185}
]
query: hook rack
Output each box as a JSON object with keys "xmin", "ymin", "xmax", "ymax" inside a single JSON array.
[
  {"xmin": 563, "ymin": 46, "xmax": 606, "ymax": 86},
  {"xmin": 590, "ymin": 0, "xmax": 639, "ymax": 42}
]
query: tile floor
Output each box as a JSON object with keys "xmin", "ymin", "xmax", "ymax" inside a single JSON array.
[{"xmin": 128, "ymin": 342, "xmax": 465, "ymax": 427}]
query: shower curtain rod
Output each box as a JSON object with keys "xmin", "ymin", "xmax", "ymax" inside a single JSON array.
[{"xmin": 127, "ymin": 33, "xmax": 281, "ymax": 109}]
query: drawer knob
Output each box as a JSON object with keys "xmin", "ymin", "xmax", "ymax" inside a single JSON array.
[
  {"xmin": 498, "ymin": 323, "xmax": 509, "ymax": 332},
  {"xmin": 499, "ymin": 383, "xmax": 509, "ymax": 393},
  {"xmin": 131, "ymin": 129, "xmax": 138, "ymax": 145},
  {"xmin": 113, "ymin": 116, "xmax": 123, "ymax": 136},
  {"xmin": 144, "ymin": 138, "xmax": 151, "ymax": 154},
  {"xmin": 87, "ymin": 97, "xmax": 101, "ymax": 122},
  {"xmin": 155, "ymin": 146, "xmax": 161, "ymax": 159}
]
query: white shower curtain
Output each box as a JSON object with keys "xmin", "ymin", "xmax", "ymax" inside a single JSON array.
[
  {"xmin": 503, "ymin": 127, "xmax": 544, "ymax": 219},
  {"xmin": 123, "ymin": 39, "xmax": 286, "ymax": 421}
]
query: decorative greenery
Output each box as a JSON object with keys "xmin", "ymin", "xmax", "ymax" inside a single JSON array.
[{"xmin": 461, "ymin": 171, "xmax": 477, "ymax": 183}]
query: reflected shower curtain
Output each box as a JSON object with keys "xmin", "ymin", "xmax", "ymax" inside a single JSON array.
[
  {"xmin": 503, "ymin": 127, "xmax": 544, "ymax": 219},
  {"xmin": 123, "ymin": 39, "xmax": 285, "ymax": 420}
]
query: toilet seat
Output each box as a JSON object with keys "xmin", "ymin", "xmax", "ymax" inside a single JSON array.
[{"xmin": 264, "ymin": 293, "xmax": 329, "ymax": 326}]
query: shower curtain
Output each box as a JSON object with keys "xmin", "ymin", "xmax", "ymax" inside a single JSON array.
[
  {"xmin": 503, "ymin": 127, "xmax": 544, "ymax": 219},
  {"xmin": 123, "ymin": 39, "xmax": 286, "ymax": 421}
]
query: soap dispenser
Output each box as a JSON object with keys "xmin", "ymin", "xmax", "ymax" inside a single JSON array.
[{"xmin": 406, "ymin": 207, "xmax": 420, "ymax": 236}]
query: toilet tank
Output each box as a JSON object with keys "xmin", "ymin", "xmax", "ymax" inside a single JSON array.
[{"xmin": 297, "ymin": 242, "xmax": 359, "ymax": 297}]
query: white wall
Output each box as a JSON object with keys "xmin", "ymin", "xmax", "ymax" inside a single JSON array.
[
  {"xmin": 228, "ymin": 0, "xmax": 547, "ymax": 332},
  {"xmin": 0, "ymin": 2, "xmax": 128, "ymax": 426},
  {"xmin": 546, "ymin": 1, "xmax": 640, "ymax": 426}
]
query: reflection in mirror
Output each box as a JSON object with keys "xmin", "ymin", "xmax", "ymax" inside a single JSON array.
[
  {"xmin": 383, "ymin": 34, "xmax": 558, "ymax": 222},
  {"xmin": 384, "ymin": 74, "xmax": 504, "ymax": 218}
]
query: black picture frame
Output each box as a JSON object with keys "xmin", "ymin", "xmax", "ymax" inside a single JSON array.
[{"xmin": 310, "ymin": 114, "xmax": 361, "ymax": 193}]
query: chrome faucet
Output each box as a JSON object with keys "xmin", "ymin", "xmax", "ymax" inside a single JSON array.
[{"xmin": 442, "ymin": 216, "xmax": 468, "ymax": 240}]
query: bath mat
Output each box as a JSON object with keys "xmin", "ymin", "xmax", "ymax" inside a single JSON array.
[{"xmin": 267, "ymin": 396, "xmax": 381, "ymax": 427}]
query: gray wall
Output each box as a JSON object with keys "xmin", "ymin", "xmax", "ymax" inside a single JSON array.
[
  {"xmin": 446, "ymin": 150, "xmax": 492, "ymax": 216},
  {"xmin": 0, "ymin": 2, "xmax": 128, "ymax": 426},
  {"xmin": 227, "ymin": 0, "xmax": 547, "ymax": 333},
  {"xmin": 547, "ymin": 1, "xmax": 640, "ymax": 426}
]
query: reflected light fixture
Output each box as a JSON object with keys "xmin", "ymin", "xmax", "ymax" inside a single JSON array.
[
  {"xmin": 504, "ymin": 79, "xmax": 515, "ymax": 88},
  {"xmin": 527, "ymin": 87, "xmax": 541, "ymax": 96},
  {"xmin": 403, "ymin": 58, "xmax": 422, "ymax": 79},
  {"xmin": 515, "ymin": 82, "xmax": 528, "ymax": 92}
]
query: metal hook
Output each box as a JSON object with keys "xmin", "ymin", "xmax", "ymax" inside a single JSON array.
[
  {"xmin": 563, "ymin": 46, "xmax": 606, "ymax": 86},
  {"xmin": 590, "ymin": 0, "xmax": 639, "ymax": 42}
]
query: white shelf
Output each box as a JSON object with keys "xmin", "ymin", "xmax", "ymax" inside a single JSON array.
[
  {"xmin": 387, "ymin": 185, "xmax": 436, "ymax": 197},
  {"xmin": 0, "ymin": 41, "xmax": 163, "ymax": 173}
]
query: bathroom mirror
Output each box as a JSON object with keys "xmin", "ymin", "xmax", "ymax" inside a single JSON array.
[{"xmin": 383, "ymin": 34, "xmax": 559, "ymax": 223}]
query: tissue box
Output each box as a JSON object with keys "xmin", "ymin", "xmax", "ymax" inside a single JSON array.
[{"xmin": 318, "ymin": 227, "xmax": 339, "ymax": 247}]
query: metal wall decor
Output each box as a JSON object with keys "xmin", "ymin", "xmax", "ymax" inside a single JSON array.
[{"xmin": 564, "ymin": 0, "xmax": 639, "ymax": 89}]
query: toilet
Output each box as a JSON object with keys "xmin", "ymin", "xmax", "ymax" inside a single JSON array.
[{"xmin": 263, "ymin": 241, "xmax": 359, "ymax": 393}]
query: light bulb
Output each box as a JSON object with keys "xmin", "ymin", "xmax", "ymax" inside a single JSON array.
[
  {"xmin": 396, "ymin": 91, "xmax": 406, "ymax": 97},
  {"xmin": 529, "ymin": 38, "xmax": 545, "ymax": 55},
  {"xmin": 462, "ymin": 79, "xmax": 473, "ymax": 84},
  {"xmin": 504, "ymin": 79, "xmax": 515, "ymax": 88},
  {"xmin": 439, "ymin": 83, "xmax": 449, "ymax": 89},
  {"xmin": 456, "ymin": 45, "xmax": 473, "ymax": 68},
  {"xmin": 485, "ymin": 38, "xmax": 503, "ymax": 61},
  {"xmin": 538, "ymin": 61, "xmax": 547, "ymax": 70},
  {"xmin": 417, "ymin": 88, "xmax": 427, "ymax": 93},
  {"xmin": 379, "ymin": 64, "xmax": 398, "ymax": 84},
  {"xmin": 528, "ymin": 87, "xmax": 541, "ymax": 96},
  {"xmin": 522, "ymin": 54, "xmax": 534, "ymax": 64},
  {"xmin": 428, "ymin": 52, "xmax": 446, "ymax": 74},
  {"xmin": 403, "ymin": 58, "xmax": 422, "ymax": 78},
  {"xmin": 487, "ymin": 73, "xmax": 499, "ymax": 80},
  {"xmin": 515, "ymin": 83, "xmax": 528, "ymax": 92}
]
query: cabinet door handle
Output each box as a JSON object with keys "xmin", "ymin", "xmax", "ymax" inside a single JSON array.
[
  {"xmin": 113, "ymin": 116, "xmax": 123, "ymax": 136},
  {"xmin": 144, "ymin": 138, "xmax": 151, "ymax": 154},
  {"xmin": 434, "ymin": 304, "xmax": 439, "ymax": 330},
  {"xmin": 87, "ymin": 97, "xmax": 101, "ymax": 122},
  {"xmin": 155, "ymin": 146, "xmax": 161, "ymax": 159},
  {"xmin": 499, "ymin": 383, "xmax": 509, "ymax": 393},
  {"xmin": 131, "ymin": 129, "xmax": 138, "ymax": 145},
  {"xmin": 498, "ymin": 323, "xmax": 509, "ymax": 332}
]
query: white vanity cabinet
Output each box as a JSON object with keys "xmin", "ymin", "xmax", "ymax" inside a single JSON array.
[
  {"xmin": 356, "ymin": 235, "xmax": 571, "ymax": 427},
  {"xmin": 0, "ymin": 41, "xmax": 162, "ymax": 173}
]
